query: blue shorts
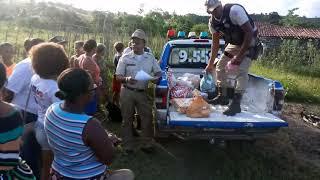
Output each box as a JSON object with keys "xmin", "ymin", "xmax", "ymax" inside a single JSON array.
[{"xmin": 85, "ymin": 93, "xmax": 98, "ymax": 115}]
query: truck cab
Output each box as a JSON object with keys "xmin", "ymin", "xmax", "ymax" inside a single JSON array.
[{"xmin": 154, "ymin": 33, "xmax": 287, "ymax": 141}]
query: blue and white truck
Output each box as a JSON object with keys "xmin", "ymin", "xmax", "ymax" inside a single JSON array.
[{"xmin": 154, "ymin": 35, "xmax": 288, "ymax": 141}]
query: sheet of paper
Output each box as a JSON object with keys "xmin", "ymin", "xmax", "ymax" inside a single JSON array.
[{"xmin": 134, "ymin": 70, "xmax": 154, "ymax": 81}]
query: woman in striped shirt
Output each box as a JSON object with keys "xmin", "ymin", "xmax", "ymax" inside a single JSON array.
[
  {"xmin": 45, "ymin": 68, "xmax": 134, "ymax": 180},
  {"xmin": 0, "ymin": 63, "xmax": 35, "ymax": 180}
]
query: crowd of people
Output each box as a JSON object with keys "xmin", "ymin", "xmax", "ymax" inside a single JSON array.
[
  {"xmin": 0, "ymin": 29, "xmax": 158, "ymax": 179},
  {"xmin": 0, "ymin": 0, "xmax": 259, "ymax": 178}
]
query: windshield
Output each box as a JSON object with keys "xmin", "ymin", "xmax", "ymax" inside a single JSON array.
[{"xmin": 168, "ymin": 45, "xmax": 223, "ymax": 68}]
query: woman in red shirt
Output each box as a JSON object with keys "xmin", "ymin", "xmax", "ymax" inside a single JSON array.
[{"xmin": 77, "ymin": 40, "xmax": 101, "ymax": 115}]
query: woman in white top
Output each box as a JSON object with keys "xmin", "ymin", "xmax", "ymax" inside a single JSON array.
[{"xmin": 30, "ymin": 42, "xmax": 69, "ymax": 180}]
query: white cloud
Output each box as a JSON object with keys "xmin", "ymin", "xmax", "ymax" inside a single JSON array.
[
  {"xmin": 296, "ymin": 0, "xmax": 320, "ymax": 17},
  {"xmin": 37, "ymin": 0, "xmax": 320, "ymax": 17}
]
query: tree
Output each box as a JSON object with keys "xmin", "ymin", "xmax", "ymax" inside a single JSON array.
[
  {"xmin": 191, "ymin": 23, "xmax": 209, "ymax": 35},
  {"xmin": 168, "ymin": 15, "xmax": 193, "ymax": 32},
  {"xmin": 282, "ymin": 8, "xmax": 301, "ymax": 27},
  {"xmin": 268, "ymin": 12, "xmax": 282, "ymax": 25}
]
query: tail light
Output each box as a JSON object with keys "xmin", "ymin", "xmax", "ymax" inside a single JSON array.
[
  {"xmin": 271, "ymin": 81, "xmax": 285, "ymax": 112},
  {"xmin": 155, "ymin": 87, "xmax": 168, "ymax": 109},
  {"xmin": 273, "ymin": 89, "xmax": 285, "ymax": 111}
]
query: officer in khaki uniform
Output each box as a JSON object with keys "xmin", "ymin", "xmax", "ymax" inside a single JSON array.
[
  {"xmin": 116, "ymin": 29, "xmax": 162, "ymax": 152},
  {"xmin": 204, "ymin": 0, "xmax": 258, "ymax": 116}
]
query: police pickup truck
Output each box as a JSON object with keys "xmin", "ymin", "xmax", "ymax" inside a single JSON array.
[{"xmin": 154, "ymin": 34, "xmax": 288, "ymax": 141}]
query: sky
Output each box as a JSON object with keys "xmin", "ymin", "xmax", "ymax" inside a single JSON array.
[{"xmin": 36, "ymin": 0, "xmax": 320, "ymax": 17}]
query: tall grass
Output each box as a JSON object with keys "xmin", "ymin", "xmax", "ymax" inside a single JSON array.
[
  {"xmin": 261, "ymin": 39, "xmax": 320, "ymax": 78},
  {"xmin": 0, "ymin": 21, "xmax": 166, "ymax": 63},
  {"xmin": 253, "ymin": 39, "xmax": 320, "ymax": 104},
  {"xmin": 250, "ymin": 62, "xmax": 320, "ymax": 104}
]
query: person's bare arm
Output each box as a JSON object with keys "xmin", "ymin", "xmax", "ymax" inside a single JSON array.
[
  {"xmin": 83, "ymin": 59, "xmax": 99, "ymax": 83},
  {"xmin": 116, "ymin": 75, "xmax": 137, "ymax": 85},
  {"xmin": 205, "ymin": 32, "xmax": 220, "ymax": 72},
  {"xmin": 82, "ymin": 118, "xmax": 115, "ymax": 165},
  {"xmin": 2, "ymin": 88, "xmax": 14, "ymax": 102}
]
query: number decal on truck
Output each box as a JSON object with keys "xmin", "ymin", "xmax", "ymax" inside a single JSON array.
[
  {"xmin": 178, "ymin": 49, "xmax": 212, "ymax": 64},
  {"xmin": 178, "ymin": 50, "xmax": 188, "ymax": 63}
]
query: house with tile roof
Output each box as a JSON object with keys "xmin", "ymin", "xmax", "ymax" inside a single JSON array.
[{"xmin": 255, "ymin": 22, "xmax": 320, "ymax": 56}]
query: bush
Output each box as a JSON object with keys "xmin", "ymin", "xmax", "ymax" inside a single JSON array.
[{"xmin": 259, "ymin": 39, "xmax": 320, "ymax": 77}]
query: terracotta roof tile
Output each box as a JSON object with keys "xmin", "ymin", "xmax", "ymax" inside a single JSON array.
[{"xmin": 255, "ymin": 22, "xmax": 320, "ymax": 39}]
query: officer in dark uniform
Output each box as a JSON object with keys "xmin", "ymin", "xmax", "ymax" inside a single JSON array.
[{"xmin": 205, "ymin": 0, "xmax": 258, "ymax": 116}]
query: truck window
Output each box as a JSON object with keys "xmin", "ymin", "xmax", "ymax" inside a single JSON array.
[{"xmin": 168, "ymin": 45, "xmax": 223, "ymax": 68}]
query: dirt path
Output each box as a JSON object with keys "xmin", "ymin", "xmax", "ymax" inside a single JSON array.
[
  {"xmin": 280, "ymin": 103, "xmax": 320, "ymax": 167},
  {"xmin": 108, "ymin": 102, "xmax": 320, "ymax": 180}
]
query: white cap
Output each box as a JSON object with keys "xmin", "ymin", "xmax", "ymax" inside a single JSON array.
[
  {"xmin": 205, "ymin": 0, "xmax": 221, "ymax": 11},
  {"xmin": 131, "ymin": 29, "xmax": 147, "ymax": 41}
]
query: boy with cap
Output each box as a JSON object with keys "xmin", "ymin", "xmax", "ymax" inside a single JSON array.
[{"xmin": 49, "ymin": 36, "xmax": 68, "ymax": 49}]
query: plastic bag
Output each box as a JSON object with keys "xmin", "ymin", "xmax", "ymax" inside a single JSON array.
[
  {"xmin": 170, "ymin": 85, "xmax": 193, "ymax": 98},
  {"xmin": 186, "ymin": 96, "xmax": 212, "ymax": 118},
  {"xmin": 177, "ymin": 73, "xmax": 201, "ymax": 89},
  {"xmin": 225, "ymin": 61, "xmax": 239, "ymax": 73},
  {"xmin": 167, "ymin": 69, "xmax": 177, "ymax": 88},
  {"xmin": 200, "ymin": 73, "xmax": 216, "ymax": 93},
  {"xmin": 168, "ymin": 70, "xmax": 197, "ymax": 98}
]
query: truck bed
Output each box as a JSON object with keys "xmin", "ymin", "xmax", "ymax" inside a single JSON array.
[{"xmin": 168, "ymin": 105, "xmax": 288, "ymax": 129}]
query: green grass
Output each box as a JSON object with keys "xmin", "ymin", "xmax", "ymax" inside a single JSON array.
[
  {"xmin": 250, "ymin": 62, "xmax": 320, "ymax": 104},
  {"xmin": 0, "ymin": 21, "xmax": 166, "ymax": 63}
]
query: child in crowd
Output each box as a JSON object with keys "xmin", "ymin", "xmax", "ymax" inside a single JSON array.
[
  {"xmin": 69, "ymin": 41, "xmax": 84, "ymax": 68},
  {"xmin": 112, "ymin": 42, "xmax": 124, "ymax": 106},
  {"xmin": 0, "ymin": 43, "xmax": 15, "ymax": 77}
]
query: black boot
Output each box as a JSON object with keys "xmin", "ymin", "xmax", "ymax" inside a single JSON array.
[
  {"xmin": 223, "ymin": 93, "xmax": 242, "ymax": 116},
  {"xmin": 208, "ymin": 87, "xmax": 229, "ymax": 105},
  {"xmin": 227, "ymin": 87, "xmax": 235, "ymax": 99}
]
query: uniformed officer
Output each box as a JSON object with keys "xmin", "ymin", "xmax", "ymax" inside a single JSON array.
[
  {"xmin": 204, "ymin": 0, "xmax": 258, "ymax": 116},
  {"xmin": 116, "ymin": 29, "xmax": 162, "ymax": 152}
]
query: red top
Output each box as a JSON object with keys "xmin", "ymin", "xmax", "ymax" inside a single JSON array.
[
  {"xmin": 167, "ymin": 29, "xmax": 176, "ymax": 38},
  {"xmin": 78, "ymin": 54, "xmax": 101, "ymax": 85}
]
